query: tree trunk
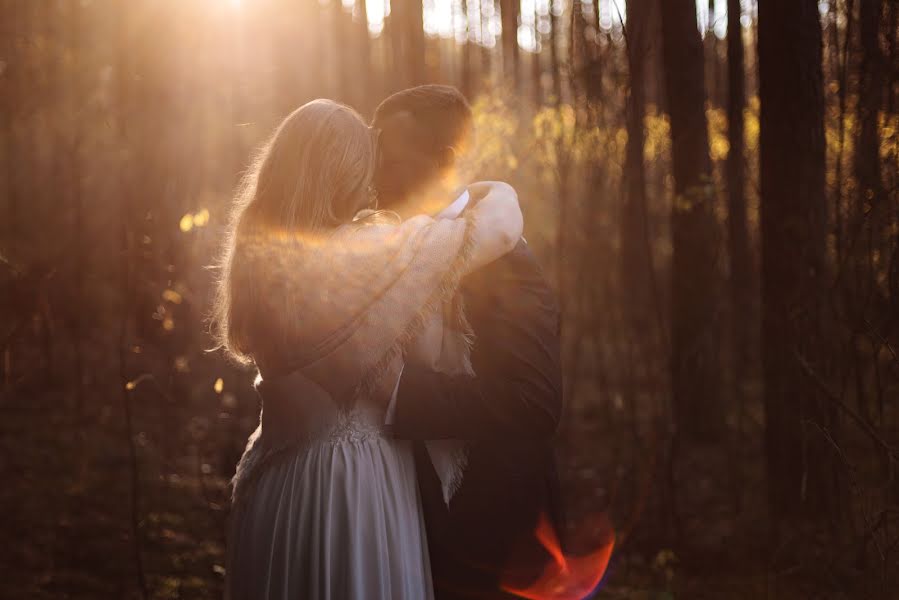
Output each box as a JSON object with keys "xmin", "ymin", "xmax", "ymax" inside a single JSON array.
[
  {"xmin": 758, "ymin": 0, "xmax": 833, "ymax": 524},
  {"xmin": 725, "ymin": 0, "xmax": 751, "ymax": 469},
  {"xmin": 621, "ymin": 0, "xmax": 656, "ymax": 337},
  {"xmin": 2, "ymin": 0, "xmax": 18, "ymax": 256},
  {"xmin": 500, "ymin": 0, "xmax": 521, "ymax": 87},
  {"xmin": 659, "ymin": 0, "xmax": 722, "ymax": 440},
  {"xmin": 1, "ymin": 0, "xmax": 21, "ymax": 386},
  {"xmin": 532, "ymin": 0, "xmax": 542, "ymax": 105},
  {"xmin": 114, "ymin": 9, "xmax": 149, "ymax": 595},
  {"xmin": 460, "ymin": 0, "xmax": 473, "ymax": 98},
  {"xmin": 481, "ymin": 0, "xmax": 494, "ymax": 86},
  {"xmin": 550, "ymin": 0, "xmax": 562, "ymax": 103},
  {"xmin": 406, "ymin": 0, "xmax": 426, "ymax": 84},
  {"xmin": 333, "ymin": 0, "xmax": 352, "ymax": 102},
  {"xmin": 68, "ymin": 0, "xmax": 86, "ymax": 434},
  {"xmin": 855, "ymin": 0, "xmax": 884, "ymax": 223},
  {"xmin": 888, "ymin": 0, "xmax": 897, "ymax": 116},
  {"xmin": 356, "ymin": 0, "xmax": 372, "ymax": 111},
  {"xmin": 705, "ymin": 0, "xmax": 719, "ymax": 107},
  {"xmin": 390, "ymin": 0, "xmax": 426, "ymax": 87}
]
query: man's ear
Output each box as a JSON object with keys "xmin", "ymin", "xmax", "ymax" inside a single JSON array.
[{"xmin": 437, "ymin": 145, "xmax": 457, "ymax": 168}]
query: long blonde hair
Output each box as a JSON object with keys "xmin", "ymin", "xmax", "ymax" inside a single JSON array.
[{"xmin": 212, "ymin": 99, "xmax": 376, "ymax": 366}]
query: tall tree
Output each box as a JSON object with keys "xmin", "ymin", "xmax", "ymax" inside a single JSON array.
[
  {"xmin": 758, "ymin": 0, "xmax": 833, "ymax": 523},
  {"xmin": 659, "ymin": 0, "xmax": 722, "ymax": 440},
  {"xmin": 68, "ymin": 0, "xmax": 86, "ymax": 432},
  {"xmin": 2, "ymin": 0, "xmax": 20, "ymax": 260},
  {"xmin": 355, "ymin": 0, "xmax": 372, "ymax": 109},
  {"xmin": 460, "ymin": 0, "xmax": 473, "ymax": 98},
  {"xmin": 1, "ymin": 0, "xmax": 22, "ymax": 388},
  {"xmin": 549, "ymin": 0, "xmax": 562, "ymax": 102},
  {"xmin": 115, "ymin": 8, "xmax": 148, "ymax": 595},
  {"xmin": 855, "ymin": 0, "xmax": 885, "ymax": 224},
  {"xmin": 705, "ymin": 0, "xmax": 720, "ymax": 106},
  {"xmin": 391, "ymin": 0, "xmax": 426, "ymax": 86},
  {"xmin": 333, "ymin": 0, "xmax": 353, "ymax": 102},
  {"xmin": 531, "ymin": 0, "xmax": 542, "ymax": 105},
  {"xmin": 500, "ymin": 0, "xmax": 521, "ymax": 86},
  {"xmin": 725, "ymin": 0, "xmax": 751, "ymax": 427},
  {"xmin": 621, "ymin": 0, "xmax": 656, "ymax": 337},
  {"xmin": 480, "ymin": 0, "xmax": 494, "ymax": 85}
]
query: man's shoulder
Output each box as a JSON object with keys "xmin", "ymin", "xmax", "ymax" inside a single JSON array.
[
  {"xmin": 462, "ymin": 239, "xmax": 550, "ymax": 312},
  {"xmin": 467, "ymin": 238, "xmax": 539, "ymax": 281}
]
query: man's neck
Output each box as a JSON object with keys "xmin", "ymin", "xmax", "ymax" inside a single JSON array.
[{"xmin": 384, "ymin": 187, "xmax": 470, "ymax": 220}]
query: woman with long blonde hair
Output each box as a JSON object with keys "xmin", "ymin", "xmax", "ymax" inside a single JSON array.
[{"xmin": 216, "ymin": 99, "xmax": 522, "ymax": 599}]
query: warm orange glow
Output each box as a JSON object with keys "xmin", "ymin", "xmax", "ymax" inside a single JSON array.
[{"xmin": 501, "ymin": 513, "xmax": 615, "ymax": 600}]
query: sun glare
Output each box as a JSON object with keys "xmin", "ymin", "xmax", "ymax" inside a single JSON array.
[
  {"xmin": 366, "ymin": 0, "xmax": 390, "ymax": 35},
  {"xmin": 216, "ymin": 0, "xmax": 734, "ymax": 44}
]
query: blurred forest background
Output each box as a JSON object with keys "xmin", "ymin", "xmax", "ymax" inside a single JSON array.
[{"xmin": 1, "ymin": 0, "xmax": 897, "ymax": 598}]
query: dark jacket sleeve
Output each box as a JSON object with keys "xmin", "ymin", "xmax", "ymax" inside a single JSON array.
[{"xmin": 391, "ymin": 240, "xmax": 563, "ymax": 440}]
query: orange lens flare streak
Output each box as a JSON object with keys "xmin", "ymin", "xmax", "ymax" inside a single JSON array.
[{"xmin": 501, "ymin": 514, "xmax": 615, "ymax": 600}]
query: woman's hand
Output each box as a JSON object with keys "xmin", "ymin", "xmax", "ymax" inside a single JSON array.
[
  {"xmin": 462, "ymin": 181, "xmax": 523, "ymax": 274},
  {"xmin": 466, "ymin": 180, "xmax": 505, "ymax": 204}
]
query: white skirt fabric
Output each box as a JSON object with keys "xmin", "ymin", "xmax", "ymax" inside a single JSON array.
[{"xmin": 226, "ymin": 409, "xmax": 434, "ymax": 600}]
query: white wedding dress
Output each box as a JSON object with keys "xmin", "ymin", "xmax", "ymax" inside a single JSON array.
[
  {"xmin": 227, "ymin": 192, "xmax": 480, "ymax": 600},
  {"xmin": 226, "ymin": 400, "xmax": 434, "ymax": 600}
]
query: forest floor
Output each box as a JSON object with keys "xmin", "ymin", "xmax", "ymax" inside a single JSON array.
[{"xmin": 0, "ymin": 375, "xmax": 867, "ymax": 599}]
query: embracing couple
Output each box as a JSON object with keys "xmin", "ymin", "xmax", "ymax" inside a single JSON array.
[{"xmin": 217, "ymin": 85, "xmax": 563, "ymax": 599}]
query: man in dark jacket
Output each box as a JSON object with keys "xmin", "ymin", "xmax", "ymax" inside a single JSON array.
[{"xmin": 374, "ymin": 85, "xmax": 564, "ymax": 599}]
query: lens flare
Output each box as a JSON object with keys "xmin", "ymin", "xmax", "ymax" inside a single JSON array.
[{"xmin": 501, "ymin": 513, "xmax": 615, "ymax": 600}]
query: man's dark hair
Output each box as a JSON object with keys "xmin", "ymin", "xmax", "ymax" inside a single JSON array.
[{"xmin": 371, "ymin": 85, "xmax": 473, "ymax": 207}]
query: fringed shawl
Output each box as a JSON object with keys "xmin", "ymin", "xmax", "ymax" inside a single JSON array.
[{"xmin": 230, "ymin": 211, "xmax": 474, "ymax": 505}]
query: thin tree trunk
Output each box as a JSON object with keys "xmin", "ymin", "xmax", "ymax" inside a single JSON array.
[
  {"xmin": 888, "ymin": 0, "xmax": 897, "ymax": 116},
  {"xmin": 705, "ymin": 0, "xmax": 719, "ymax": 107},
  {"xmin": 758, "ymin": 0, "xmax": 833, "ymax": 525},
  {"xmin": 660, "ymin": 0, "xmax": 722, "ymax": 441},
  {"xmin": 622, "ymin": 0, "xmax": 660, "ymax": 344},
  {"xmin": 855, "ymin": 0, "xmax": 884, "ymax": 224},
  {"xmin": 834, "ymin": 0, "xmax": 854, "ymax": 262},
  {"xmin": 2, "ymin": 0, "xmax": 19, "ymax": 260},
  {"xmin": 532, "ymin": 0, "xmax": 542, "ymax": 105},
  {"xmin": 460, "ymin": 0, "xmax": 473, "ymax": 98},
  {"xmin": 481, "ymin": 0, "xmax": 494, "ymax": 85},
  {"xmin": 550, "ymin": 0, "xmax": 562, "ymax": 103},
  {"xmin": 2, "ymin": 0, "xmax": 20, "ymax": 386},
  {"xmin": 849, "ymin": 0, "xmax": 886, "ymax": 443},
  {"xmin": 389, "ymin": 0, "xmax": 425, "ymax": 87},
  {"xmin": 356, "ymin": 0, "xmax": 372, "ymax": 111},
  {"xmin": 622, "ymin": 0, "xmax": 672, "ymax": 538},
  {"xmin": 725, "ymin": 0, "xmax": 751, "ymax": 511},
  {"xmin": 407, "ymin": 0, "xmax": 426, "ymax": 84},
  {"xmin": 115, "ymin": 10, "xmax": 148, "ymax": 595},
  {"xmin": 333, "ymin": 0, "xmax": 352, "ymax": 102},
  {"xmin": 500, "ymin": 0, "xmax": 521, "ymax": 87},
  {"xmin": 69, "ymin": 0, "xmax": 86, "ymax": 437}
]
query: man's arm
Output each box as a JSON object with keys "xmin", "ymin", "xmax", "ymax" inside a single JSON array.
[{"xmin": 391, "ymin": 241, "xmax": 562, "ymax": 440}]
